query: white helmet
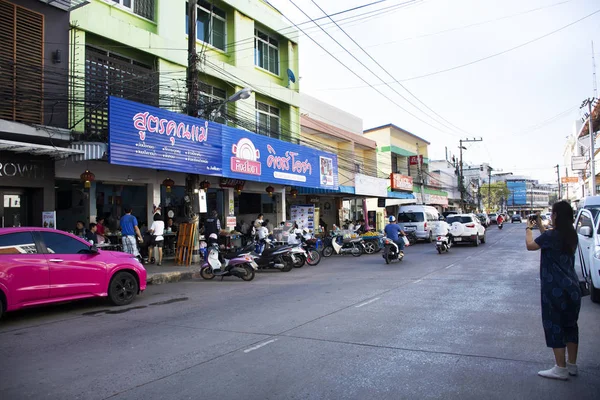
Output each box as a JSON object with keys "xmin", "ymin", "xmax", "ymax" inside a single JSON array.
[
  {"xmin": 209, "ymin": 233, "xmax": 218, "ymax": 240},
  {"xmin": 389, "ymin": 216, "xmax": 396, "ymax": 222}
]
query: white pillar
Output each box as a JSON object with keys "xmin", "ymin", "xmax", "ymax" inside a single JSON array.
[
  {"xmin": 279, "ymin": 187, "xmax": 286, "ymax": 223},
  {"xmin": 147, "ymin": 182, "xmax": 160, "ymax": 223},
  {"xmin": 87, "ymin": 182, "xmax": 97, "ymax": 224}
]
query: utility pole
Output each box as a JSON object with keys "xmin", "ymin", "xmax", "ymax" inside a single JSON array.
[
  {"xmin": 555, "ymin": 164, "xmax": 561, "ymax": 200},
  {"xmin": 487, "ymin": 166, "xmax": 492, "ymax": 212},
  {"xmin": 565, "ymin": 167, "xmax": 569, "ymax": 200},
  {"xmin": 581, "ymin": 98, "xmax": 596, "ymax": 196},
  {"xmin": 416, "ymin": 142, "xmax": 425, "ymax": 205},
  {"xmin": 187, "ymin": 0, "xmax": 199, "ymax": 118},
  {"xmin": 458, "ymin": 138, "xmax": 483, "ymax": 212}
]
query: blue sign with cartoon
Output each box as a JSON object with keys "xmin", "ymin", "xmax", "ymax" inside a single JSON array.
[
  {"xmin": 221, "ymin": 125, "xmax": 338, "ymax": 189},
  {"xmin": 108, "ymin": 97, "xmax": 223, "ymax": 175}
]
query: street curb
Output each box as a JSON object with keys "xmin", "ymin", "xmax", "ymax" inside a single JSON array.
[{"xmin": 147, "ymin": 270, "xmax": 201, "ymax": 285}]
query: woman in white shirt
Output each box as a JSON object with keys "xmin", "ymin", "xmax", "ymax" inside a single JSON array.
[{"xmin": 149, "ymin": 213, "xmax": 165, "ymax": 266}]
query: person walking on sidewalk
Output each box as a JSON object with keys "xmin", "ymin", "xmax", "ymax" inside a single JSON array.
[
  {"xmin": 526, "ymin": 201, "xmax": 581, "ymax": 380},
  {"xmin": 148, "ymin": 213, "xmax": 165, "ymax": 266},
  {"xmin": 120, "ymin": 207, "xmax": 143, "ymax": 259}
]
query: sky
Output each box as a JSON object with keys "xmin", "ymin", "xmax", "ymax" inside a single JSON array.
[{"xmin": 269, "ymin": 0, "xmax": 600, "ymax": 183}]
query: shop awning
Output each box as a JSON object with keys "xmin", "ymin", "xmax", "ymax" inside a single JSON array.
[
  {"xmin": 0, "ymin": 139, "xmax": 84, "ymax": 159},
  {"xmin": 385, "ymin": 191, "xmax": 416, "ymax": 206},
  {"xmin": 38, "ymin": 0, "xmax": 90, "ymax": 12},
  {"xmin": 292, "ymin": 185, "xmax": 355, "ymax": 195}
]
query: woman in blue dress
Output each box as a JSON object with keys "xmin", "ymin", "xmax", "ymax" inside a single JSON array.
[{"xmin": 526, "ymin": 201, "xmax": 581, "ymax": 380}]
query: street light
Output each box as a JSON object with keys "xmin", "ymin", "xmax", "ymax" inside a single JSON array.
[{"xmin": 210, "ymin": 87, "xmax": 253, "ymax": 121}]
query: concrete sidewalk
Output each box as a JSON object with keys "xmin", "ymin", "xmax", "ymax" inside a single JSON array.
[{"xmin": 143, "ymin": 260, "xmax": 201, "ymax": 285}]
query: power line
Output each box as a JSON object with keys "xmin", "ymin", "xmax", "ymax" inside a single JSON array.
[
  {"xmin": 283, "ymin": 0, "xmax": 454, "ymax": 135},
  {"xmin": 309, "ymin": 0, "xmax": 469, "ymax": 137}
]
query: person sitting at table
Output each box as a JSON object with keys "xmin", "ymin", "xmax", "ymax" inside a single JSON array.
[
  {"xmin": 166, "ymin": 218, "xmax": 177, "ymax": 233},
  {"xmin": 96, "ymin": 217, "xmax": 106, "ymax": 236},
  {"xmin": 148, "ymin": 213, "xmax": 165, "ymax": 266},
  {"xmin": 75, "ymin": 220, "xmax": 87, "ymax": 237},
  {"xmin": 85, "ymin": 223, "xmax": 98, "ymax": 243}
]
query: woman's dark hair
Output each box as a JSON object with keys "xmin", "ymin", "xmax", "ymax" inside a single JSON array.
[
  {"xmin": 552, "ymin": 201, "xmax": 578, "ymax": 253},
  {"xmin": 153, "ymin": 213, "xmax": 162, "ymax": 221}
]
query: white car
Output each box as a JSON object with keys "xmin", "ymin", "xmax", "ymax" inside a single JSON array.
[
  {"xmin": 446, "ymin": 214, "xmax": 486, "ymax": 246},
  {"xmin": 574, "ymin": 208, "xmax": 600, "ymax": 303}
]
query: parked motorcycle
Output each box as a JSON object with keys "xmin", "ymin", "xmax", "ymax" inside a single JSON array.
[
  {"xmin": 382, "ymin": 238, "xmax": 404, "ymax": 264},
  {"xmin": 289, "ymin": 235, "xmax": 321, "ymax": 267},
  {"xmin": 252, "ymin": 242, "xmax": 295, "ymax": 272},
  {"xmin": 200, "ymin": 242, "xmax": 257, "ymax": 281},
  {"xmin": 322, "ymin": 235, "xmax": 364, "ymax": 257}
]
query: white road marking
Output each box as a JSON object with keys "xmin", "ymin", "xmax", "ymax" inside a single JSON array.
[
  {"xmin": 355, "ymin": 297, "xmax": 381, "ymax": 308},
  {"xmin": 243, "ymin": 339, "xmax": 278, "ymax": 353},
  {"xmin": 413, "ymin": 279, "xmax": 423, "ymax": 284},
  {"xmin": 445, "ymin": 263, "xmax": 456, "ymax": 269}
]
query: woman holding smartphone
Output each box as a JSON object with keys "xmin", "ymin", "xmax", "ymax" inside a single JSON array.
[{"xmin": 525, "ymin": 201, "xmax": 582, "ymax": 380}]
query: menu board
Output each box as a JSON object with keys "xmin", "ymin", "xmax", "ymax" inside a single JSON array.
[{"xmin": 290, "ymin": 205, "xmax": 315, "ymax": 233}]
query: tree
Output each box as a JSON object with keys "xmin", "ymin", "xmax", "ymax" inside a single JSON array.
[{"xmin": 479, "ymin": 182, "xmax": 510, "ymax": 213}]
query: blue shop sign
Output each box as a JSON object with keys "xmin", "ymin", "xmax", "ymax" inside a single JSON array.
[
  {"xmin": 221, "ymin": 125, "xmax": 338, "ymax": 190},
  {"xmin": 507, "ymin": 180, "xmax": 527, "ymax": 205},
  {"xmin": 108, "ymin": 97, "xmax": 222, "ymax": 175}
]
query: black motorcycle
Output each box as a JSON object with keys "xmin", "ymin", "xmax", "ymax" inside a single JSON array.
[
  {"xmin": 405, "ymin": 231, "xmax": 418, "ymax": 245},
  {"xmin": 252, "ymin": 242, "xmax": 295, "ymax": 272},
  {"xmin": 294, "ymin": 236, "xmax": 321, "ymax": 267},
  {"xmin": 382, "ymin": 238, "xmax": 404, "ymax": 264}
]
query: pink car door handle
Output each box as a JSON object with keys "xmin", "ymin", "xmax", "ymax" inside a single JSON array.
[{"xmin": 48, "ymin": 259, "xmax": 64, "ymax": 263}]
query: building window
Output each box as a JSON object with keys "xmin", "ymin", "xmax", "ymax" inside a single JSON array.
[
  {"xmin": 199, "ymin": 82, "xmax": 226, "ymax": 123},
  {"xmin": 84, "ymin": 46, "xmax": 158, "ymax": 139},
  {"xmin": 254, "ymin": 29, "xmax": 279, "ymax": 75},
  {"xmin": 186, "ymin": 1, "xmax": 226, "ymax": 51},
  {"xmin": 355, "ymin": 163, "xmax": 362, "ymax": 174},
  {"xmin": 256, "ymin": 101, "xmax": 280, "ymax": 138},
  {"xmin": 107, "ymin": 0, "xmax": 155, "ymax": 20},
  {"xmin": 0, "ymin": 1, "xmax": 43, "ymax": 125},
  {"xmin": 391, "ymin": 156, "xmax": 398, "ymax": 174}
]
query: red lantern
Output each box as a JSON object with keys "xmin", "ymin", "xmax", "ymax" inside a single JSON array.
[
  {"xmin": 162, "ymin": 178, "xmax": 175, "ymax": 193},
  {"xmin": 80, "ymin": 170, "xmax": 95, "ymax": 189},
  {"xmin": 290, "ymin": 188, "xmax": 298, "ymax": 198},
  {"xmin": 266, "ymin": 185, "xmax": 275, "ymax": 197},
  {"xmin": 200, "ymin": 180, "xmax": 211, "ymax": 190},
  {"xmin": 234, "ymin": 183, "xmax": 243, "ymax": 195}
]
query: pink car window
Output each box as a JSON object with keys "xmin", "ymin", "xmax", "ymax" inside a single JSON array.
[
  {"xmin": 0, "ymin": 232, "xmax": 38, "ymax": 254},
  {"xmin": 40, "ymin": 232, "xmax": 90, "ymax": 254}
]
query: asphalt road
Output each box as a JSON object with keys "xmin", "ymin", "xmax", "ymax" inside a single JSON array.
[{"xmin": 1, "ymin": 223, "xmax": 599, "ymax": 400}]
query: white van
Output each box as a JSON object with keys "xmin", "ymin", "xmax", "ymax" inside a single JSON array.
[
  {"xmin": 397, "ymin": 205, "xmax": 440, "ymax": 242},
  {"xmin": 574, "ymin": 196, "xmax": 600, "ymax": 303}
]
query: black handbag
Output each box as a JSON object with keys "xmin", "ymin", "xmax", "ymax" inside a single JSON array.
[{"xmin": 576, "ymin": 244, "xmax": 591, "ymax": 297}]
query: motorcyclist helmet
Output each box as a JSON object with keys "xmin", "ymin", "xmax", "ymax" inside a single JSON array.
[
  {"xmin": 209, "ymin": 233, "xmax": 218, "ymax": 240},
  {"xmin": 389, "ymin": 216, "xmax": 396, "ymax": 222}
]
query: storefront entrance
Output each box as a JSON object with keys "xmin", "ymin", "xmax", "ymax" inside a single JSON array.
[{"xmin": 0, "ymin": 188, "xmax": 33, "ymax": 227}]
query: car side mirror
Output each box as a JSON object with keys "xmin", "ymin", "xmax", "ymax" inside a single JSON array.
[
  {"xmin": 578, "ymin": 226, "xmax": 592, "ymax": 237},
  {"xmin": 90, "ymin": 244, "xmax": 99, "ymax": 254}
]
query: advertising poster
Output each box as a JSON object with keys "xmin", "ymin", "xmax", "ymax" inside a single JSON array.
[
  {"xmin": 290, "ymin": 205, "xmax": 315, "ymax": 233},
  {"xmin": 507, "ymin": 181, "xmax": 527, "ymax": 205},
  {"xmin": 42, "ymin": 211, "xmax": 56, "ymax": 229}
]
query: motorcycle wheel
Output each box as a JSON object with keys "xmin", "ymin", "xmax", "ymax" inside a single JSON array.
[
  {"xmin": 282, "ymin": 258, "xmax": 294, "ymax": 272},
  {"xmin": 293, "ymin": 254, "xmax": 306, "ymax": 268},
  {"xmin": 437, "ymin": 246, "xmax": 442, "ymax": 254},
  {"xmin": 322, "ymin": 246, "xmax": 334, "ymax": 257},
  {"xmin": 363, "ymin": 241, "xmax": 377, "ymax": 254},
  {"xmin": 241, "ymin": 265, "xmax": 255, "ymax": 281},
  {"xmin": 351, "ymin": 244, "xmax": 362, "ymax": 257},
  {"xmin": 306, "ymin": 249, "xmax": 321, "ymax": 266},
  {"xmin": 384, "ymin": 253, "xmax": 391, "ymax": 264},
  {"xmin": 200, "ymin": 266, "xmax": 215, "ymax": 280}
]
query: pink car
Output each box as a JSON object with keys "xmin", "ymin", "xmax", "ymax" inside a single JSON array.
[{"xmin": 0, "ymin": 227, "xmax": 147, "ymax": 319}]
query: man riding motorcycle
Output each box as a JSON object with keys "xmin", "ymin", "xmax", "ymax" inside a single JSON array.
[
  {"xmin": 497, "ymin": 214, "xmax": 504, "ymax": 227},
  {"xmin": 384, "ymin": 216, "xmax": 406, "ymax": 255}
]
